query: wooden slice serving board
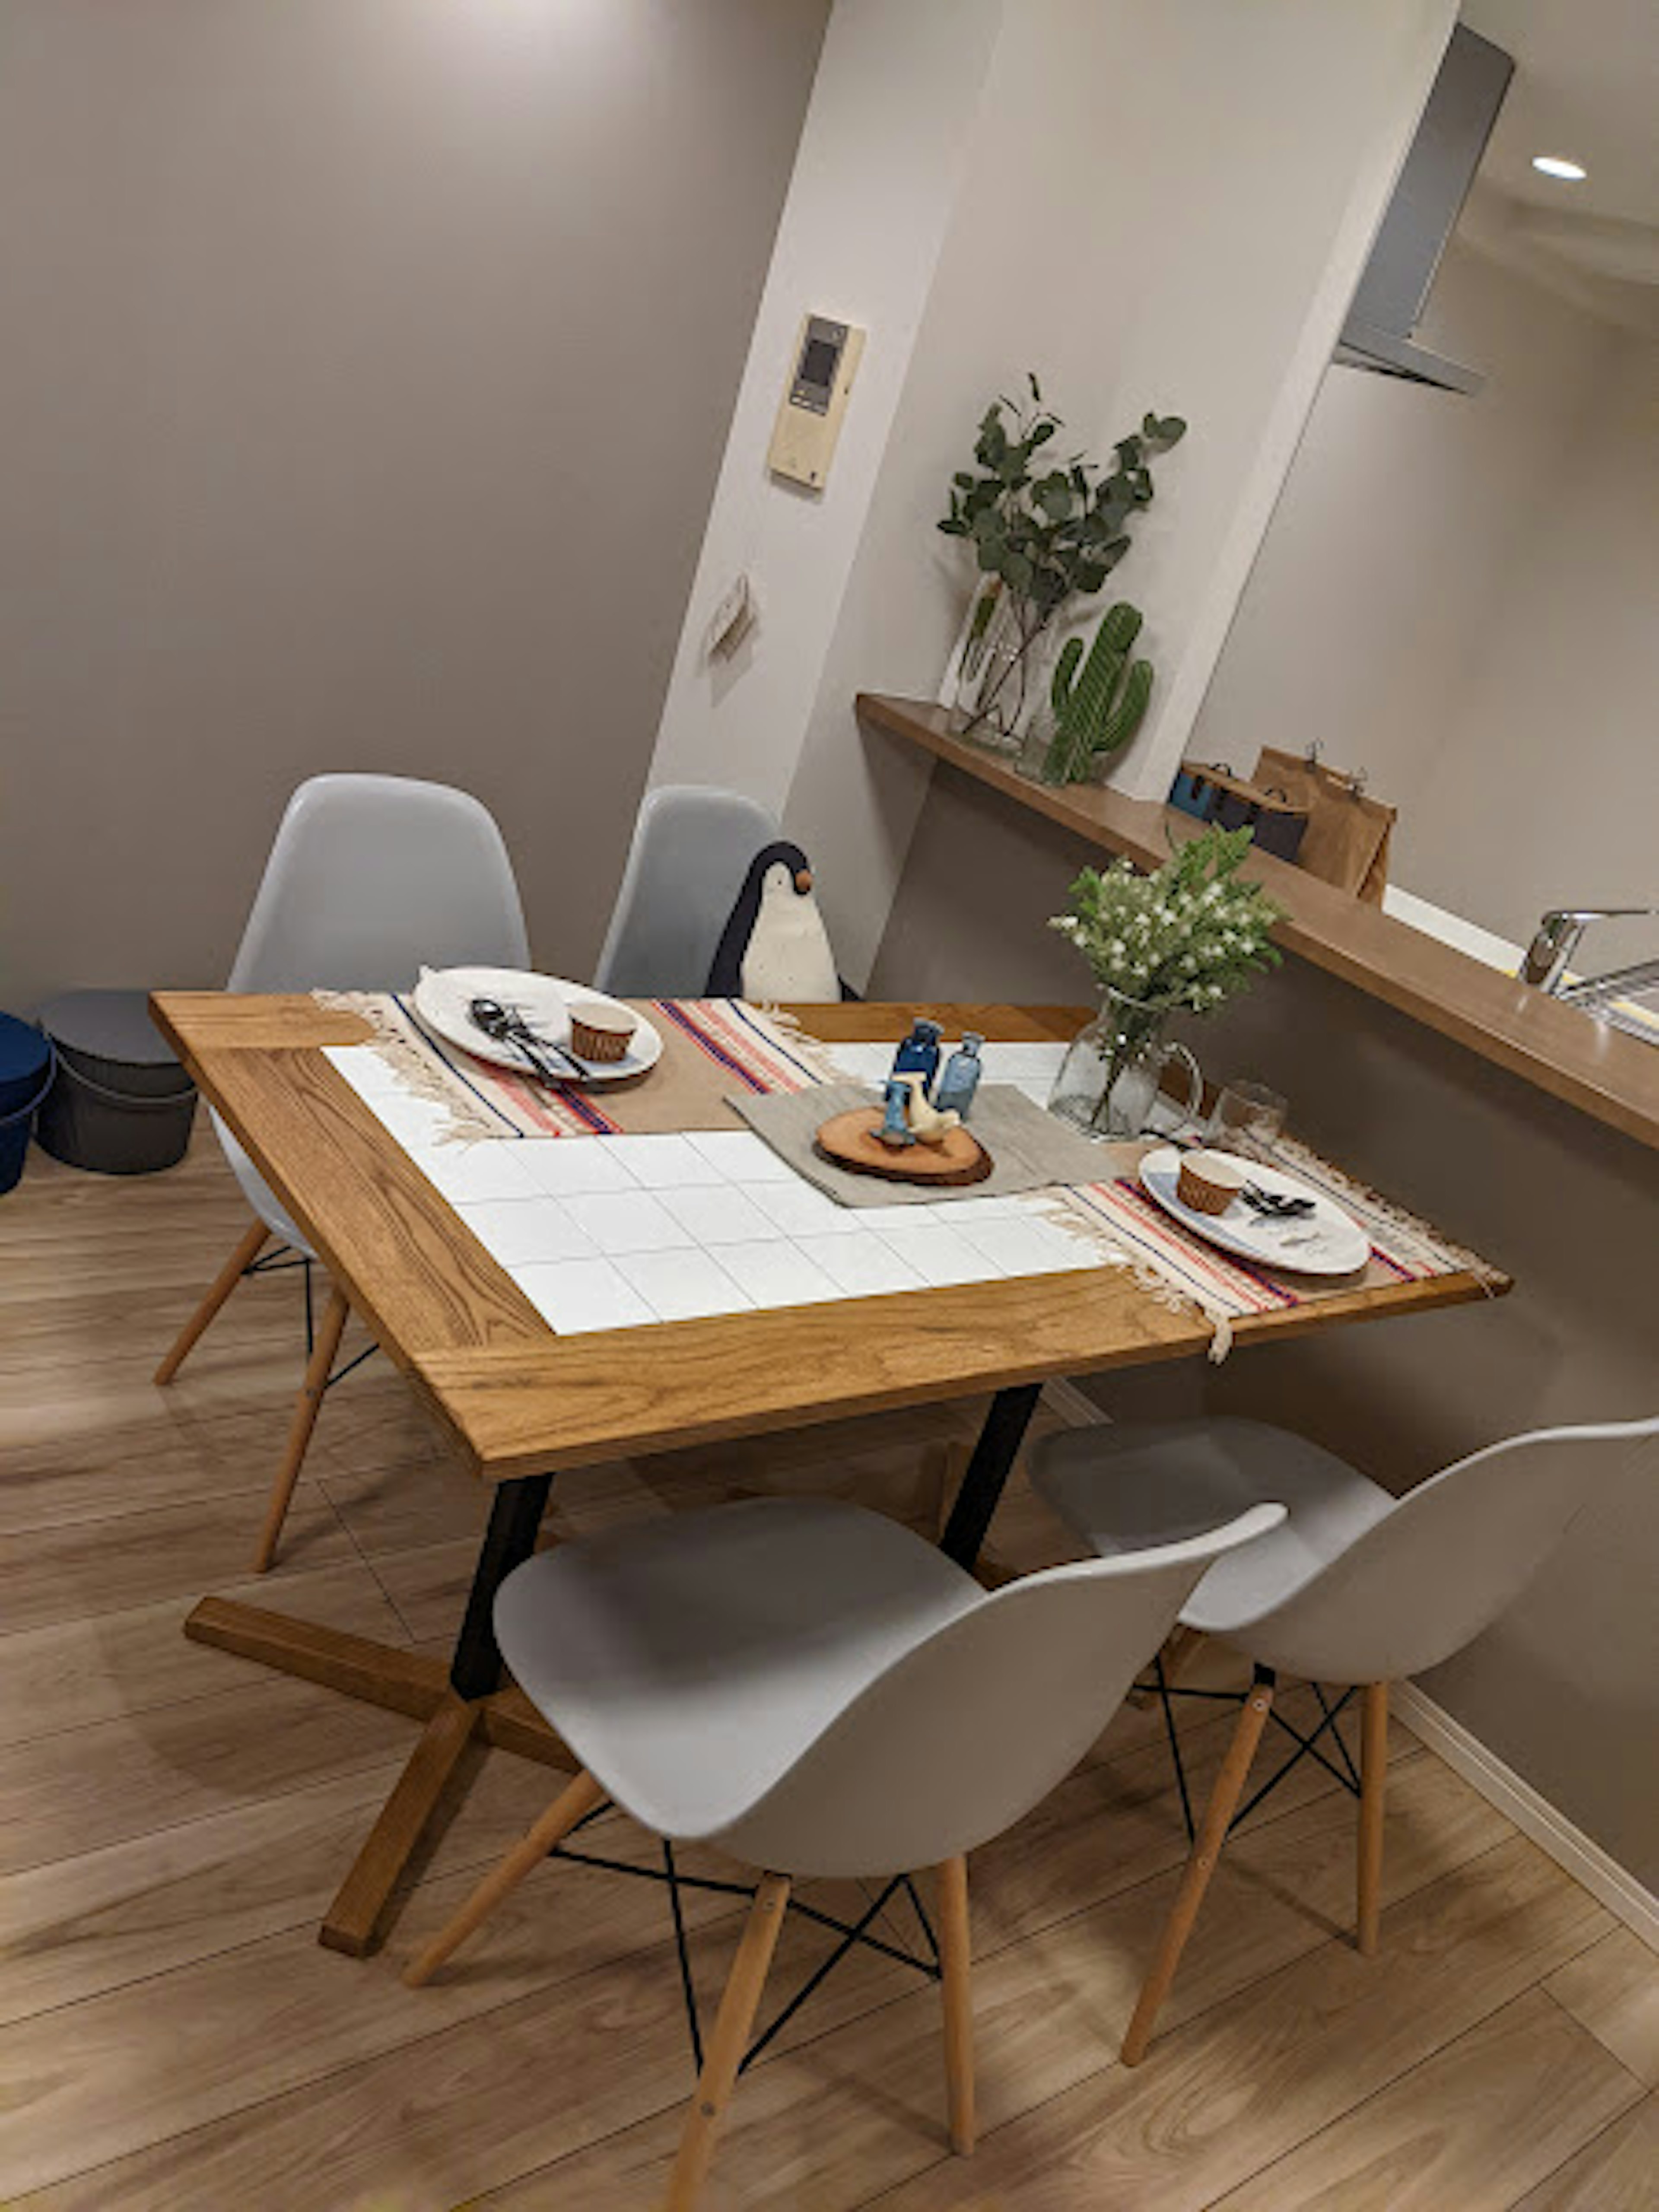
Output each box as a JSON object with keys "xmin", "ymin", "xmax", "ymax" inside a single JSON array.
[{"xmin": 815, "ymin": 1107, "xmax": 993, "ymax": 1187}]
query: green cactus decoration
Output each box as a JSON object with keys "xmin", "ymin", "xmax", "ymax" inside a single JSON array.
[{"xmin": 1042, "ymin": 602, "xmax": 1154, "ymax": 783}]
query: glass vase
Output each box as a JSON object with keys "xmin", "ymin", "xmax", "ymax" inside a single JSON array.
[
  {"xmin": 1016, "ymin": 702, "xmax": 1090, "ymax": 786},
  {"xmin": 943, "ymin": 580, "xmax": 1004, "ymax": 727},
  {"xmin": 1048, "ymin": 986, "xmax": 1204, "ymax": 1141},
  {"xmin": 958, "ymin": 611, "xmax": 1052, "ymax": 755}
]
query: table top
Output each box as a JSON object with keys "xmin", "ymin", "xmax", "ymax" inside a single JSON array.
[{"xmin": 152, "ymin": 992, "xmax": 1503, "ymax": 1482}]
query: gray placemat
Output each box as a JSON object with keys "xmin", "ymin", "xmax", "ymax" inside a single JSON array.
[{"xmin": 730, "ymin": 1082, "xmax": 1113, "ymax": 1206}]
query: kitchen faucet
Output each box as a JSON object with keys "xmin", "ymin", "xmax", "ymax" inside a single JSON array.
[{"xmin": 1521, "ymin": 908, "xmax": 1659, "ymax": 1001}]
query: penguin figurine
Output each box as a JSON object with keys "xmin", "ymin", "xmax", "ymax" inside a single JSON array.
[{"xmin": 706, "ymin": 840, "xmax": 839, "ymax": 1003}]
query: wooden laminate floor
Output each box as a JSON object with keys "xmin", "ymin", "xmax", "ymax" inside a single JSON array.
[{"xmin": 2, "ymin": 1132, "xmax": 1654, "ymax": 2210}]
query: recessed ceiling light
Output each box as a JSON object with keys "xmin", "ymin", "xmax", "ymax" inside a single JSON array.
[{"xmin": 1532, "ymin": 156, "xmax": 1587, "ymax": 181}]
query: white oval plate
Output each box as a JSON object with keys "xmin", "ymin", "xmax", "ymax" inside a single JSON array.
[
  {"xmin": 412, "ymin": 967, "xmax": 662, "ymax": 1086},
  {"xmin": 1138, "ymin": 1146, "xmax": 1370, "ymax": 1278}
]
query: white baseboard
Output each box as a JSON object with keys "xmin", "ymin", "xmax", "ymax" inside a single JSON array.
[
  {"xmin": 1391, "ymin": 1683, "xmax": 1659, "ymax": 1952},
  {"xmin": 1036, "ymin": 1380, "xmax": 1659, "ymax": 1952}
]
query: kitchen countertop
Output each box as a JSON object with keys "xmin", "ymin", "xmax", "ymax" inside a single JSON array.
[{"xmin": 858, "ymin": 693, "xmax": 1659, "ymax": 1153}]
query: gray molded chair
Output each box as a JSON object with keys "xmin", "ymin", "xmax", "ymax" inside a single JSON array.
[
  {"xmin": 154, "ymin": 773, "xmax": 528, "ymax": 1570},
  {"xmin": 1031, "ymin": 1411, "xmax": 1659, "ymax": 2064},
  {"xmin": 404, "ymin": 1492, "xmax": 1282, "ymax": 2209},
  {"xmin": 594, "ymin": 784, "xmax": 779, "ymax": 999}
]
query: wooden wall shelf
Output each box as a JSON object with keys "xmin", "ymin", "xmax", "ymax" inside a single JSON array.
[{"xmin": 858, "ymin": 693, "xmax": 1659, "ymax": 1154}]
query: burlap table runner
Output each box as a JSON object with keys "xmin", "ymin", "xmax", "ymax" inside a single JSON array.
[
  {"xmin": 316, "ymin": 992, "xmax": 837, "ymax": 1140},
  {"xmin": 731, "ymin": 1082, "xmax": 1119, "ymax": 1206}
]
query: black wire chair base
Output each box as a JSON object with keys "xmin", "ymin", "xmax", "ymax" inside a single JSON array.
[
  {"xmin": 243, "ymin": 1241, "xmax": 378, "ymax": 1389},
  {"xmin": 547, "ymin": 1805, "xmax": 941, "ymax": 2077},
  {"xmin": 244, "ymin": 1246, "xmax": 311, "ymax": 1276},
  {"xmin": 1136, "ymin": 1662, "xmax": 1359, "ymax": 1843},
  {"xmin": 322, "ymin": 1343, "xmax": 378, "ymax": 1393}
]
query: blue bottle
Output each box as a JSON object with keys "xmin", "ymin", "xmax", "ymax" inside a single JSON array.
[
  {"xmin": 877, "ymin": 1078, "xmax": 916, "ymax": 1148},
  {"xmin": 890, "ymin": 1018, "xmax": 943, "ymax": 1096},
  {"xmin": 935, "ymin": 1033, "xmax": 984, "ymax": 1121}
]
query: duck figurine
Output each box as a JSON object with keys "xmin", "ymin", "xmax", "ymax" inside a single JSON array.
[
  {"xmin": 706, "ymin": 840, "xmax": 839, "ymax": 1003},
  {"xmin": 889, "ymin": 1071, "xmax": 961, "ymax": 1147}
]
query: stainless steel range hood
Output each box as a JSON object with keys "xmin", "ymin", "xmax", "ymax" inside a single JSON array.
[{"xmin": 1337, "ymin": 22, "xmax": 1514, "ymax": 395}]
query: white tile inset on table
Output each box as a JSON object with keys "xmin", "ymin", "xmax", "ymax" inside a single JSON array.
[
  {"xmin": 409, "ymin": 1139, "xmax": 543, "ymax": 1205},
  {"xmin": 717, "ymin": 1239, "xmax": 843, "ymax": 1309},
  {"xmin": 458, "ymin": 1196, "xmax": 597, "ymax": 1268},
  {"xmin": 516, "ymin": 1138, "xmax": 640, "ymax": 1198},
  {"xmin": 684, "ymin": 1129, "xmax": 797, "ymax": 1183},
  {"xmin": 512, "ymin": 1257, "xmax": 655, "ymax": 1335},
  {"xmin": 738, "ymin": 1176, "xmax": 862, "ymax": 1238},
  {"xmin": 822, "ymin": 1042, "xmax": 893, "ymax": 1087},
  {"xmin": 952, "ymin": 1212, "xmax": 1100, "ymax": 1277},
  {"xmin": 366, "ymin": 1092, "xmax": 457, "ymax": 1148},
  {"xmin": 562, "ymin": 1189, "xmax": 695, "ymax": 1256},
  {"xmin": 918, "ymin": 1194, "xmax": 1029, "ymax": 1225},
  {"xmin": 841, "ymin": 1199, "xmax": 933, "ymax": 1232},
  {"xmin": 603, "ymin": 1133, "xmax": 726, "ymax": 1189},
  {"xmin": 798, "ymin": 1231, "xmax": 928, "ymax": 1298},
  {"xmin": 979, "ymin": 1043, "xmax": 1068, "ymax": 1106},
  {"xmin": 614, "ymin": 1246, "xmax": 754, "ymax": 1323},
  {"xmin": 874, "ymin": 1220, "xmax": 1004, "ymax": 1288},
  {"xmin": 655, "ymin": 1183, "xmax": 779, "ymax": 1248},
  {"xmin": 324, "ymin": 1044, "xmax": 409, "ymax": 1099}
]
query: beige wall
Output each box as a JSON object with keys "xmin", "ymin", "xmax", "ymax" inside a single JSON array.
[
  {"xmin": 871, "ymin": 765, "xmax": 1659, "ymax": 1886},
  {"xmin": 1406, "ymin": 326, "xmax": 1659, "ymax": 942},
  {"xmin": 1190, "ymin": 238, "xmax": 1659, "ymax": 945},
  {"xmin": 0, "ymin": 0, "xmax": 827, "ymax": 1011}
]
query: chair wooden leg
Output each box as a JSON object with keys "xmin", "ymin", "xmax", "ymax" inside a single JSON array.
[
  {"xmin": 1120, "ymin": 1671, "xmax": 1274, "ymax": 2067},
  {"xmin": 404, "ymin": 1767, "xmax": 605, "ymax": 1988},
  {"xmin": 1357, "ymin": 1680, "xmax": 1389, "ymax": 1957},
  {"xmin": 665, "ymin": 1872, "xmax": 791, "ymax": 2212},
  {"xmin": 936, "ymin": 1855, "xmax": 975, "ymax": 2156},
  {"xmin": 251, "ymin": 1284, "xmax": 350, "ymax": 1573},
  {"xmin": 153, "ymin": 1218, "xmax": 270, "ymax": 1383}
]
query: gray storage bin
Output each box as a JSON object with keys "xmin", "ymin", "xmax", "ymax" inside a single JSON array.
[{"xmin": 35, "ymin": 991, "xmax": 197, "ymax": 1175}]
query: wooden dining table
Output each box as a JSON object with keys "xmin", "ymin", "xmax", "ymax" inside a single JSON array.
[{"xmin": 150, "ymin": 990, "xmax": 1503, "ymax": 1960}]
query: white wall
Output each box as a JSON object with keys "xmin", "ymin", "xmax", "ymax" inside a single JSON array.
[
  {"xmin": 643, "ymin": 0, "xmax": 1004, "ymax": 820},
  {"xmin": 642, "ymin": 0, "xmax": 1459, "ymax": 988},
  {"xmin": 1190, "ymin": 237, "xmax": 1658, "ymax": 946}
]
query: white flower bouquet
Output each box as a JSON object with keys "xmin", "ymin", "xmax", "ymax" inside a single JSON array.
[{"xmin": 1050, "ymin": 825, "xmax": 1284, "ymax": 1014}]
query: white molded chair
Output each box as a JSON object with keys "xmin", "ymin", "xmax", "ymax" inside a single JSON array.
[
  {"xmin": 154, "ymin": 774, "xmax": 529, "ymax": 1570},
  {"xmin": 1031, "ymin": 1411, "xmax": 1659, "ymax": 2064},
  {"xmin": 594, "ymin": 784, "xmax": 780, "ymax": 999},
  {"xmin": 404, "ymin": 1492, "xmax": 1282, "ymax": 2209}
]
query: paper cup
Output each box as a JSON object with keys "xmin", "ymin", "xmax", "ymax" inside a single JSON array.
[
  {"xmin": 1177, "ymin": 1149, "xmax": 1250, "ymax": 1217},
  {"xmin": 568, "ymin": 1001, "xmax": 637, "ymax": 1064}
]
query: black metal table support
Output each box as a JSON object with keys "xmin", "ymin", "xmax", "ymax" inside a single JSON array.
[
  {"xmin": 939, "ymin": 1381, "xmax": 1044, "ymax": 1567},
  {"xmin": 450, "ymin": 1471, "xmax": 554, "ymax": 1700}
]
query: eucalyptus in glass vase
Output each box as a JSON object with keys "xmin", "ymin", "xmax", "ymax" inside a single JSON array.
[
  {"xmin": 938, "ymin": 376, "xmax": 1185, "ymax": 748},
  {"xmin": 1047, "ymin": 827, "xmax": 1284, "ymax": 1139}
]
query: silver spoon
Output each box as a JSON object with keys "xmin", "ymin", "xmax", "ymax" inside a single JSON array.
[{"xmin": 468, "ymin": 996, "xmax": 582, "ymax": 1084}]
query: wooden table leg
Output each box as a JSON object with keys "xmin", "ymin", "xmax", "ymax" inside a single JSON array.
[
  {"xmin": 321, "ymin": 1692, "xmax": 481, "ymax": 1956},
  {"xmin": 184, "ymin": 1470, "xmax": 567, "ymax": 1956},
  {"xmin": 315, "ymin": 1469, "xmax": 556, "ymax": 1952}
]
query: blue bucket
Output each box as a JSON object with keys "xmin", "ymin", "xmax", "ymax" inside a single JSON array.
[{"xmin": 0, "ymin": 1014, "xmax": 55, "ymax": 1195}]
